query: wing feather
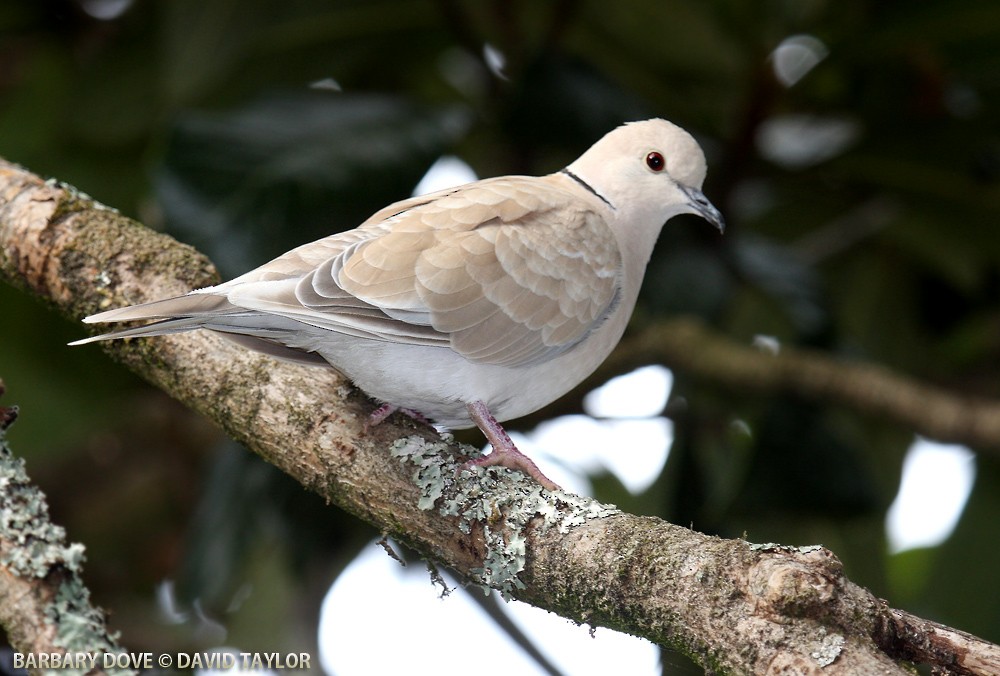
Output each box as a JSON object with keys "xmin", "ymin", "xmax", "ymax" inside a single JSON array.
[
  {"xmin": 323, "ymin": 176, "xmax": 623, "ymax": 367},
  {"xmin": 115, "ymin": 175, "xmax": 624, "ymax": 368}
]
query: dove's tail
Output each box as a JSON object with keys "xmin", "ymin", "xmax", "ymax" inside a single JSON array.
[
  {"xmin": 68, "ymin": 292, "xmax": 236, "ymax": 346},
  {"xmin": 69, "ymin": 292, "xmax": 330, "ymax": 366}
]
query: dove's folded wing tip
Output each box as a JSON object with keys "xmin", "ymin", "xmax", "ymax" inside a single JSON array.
[
  {"xmin": 71, "ymin": 310, "xmax": 125, "ymax": 345},
  {"xmin": 68, "ymin": 328, "xmax": 127, "ymax": 345},
  {"xmin": 80, "ymin": 306, "xmax": 134, "ymax": 324}
]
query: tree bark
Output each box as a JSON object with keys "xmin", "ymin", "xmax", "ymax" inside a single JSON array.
[
  {"xmin": 0, "ymin": 383, "xmax": 132, "ymax": 676},
  {"xmin": 2, "ymin": 158, "xmax": 999, "ymax": 674}
]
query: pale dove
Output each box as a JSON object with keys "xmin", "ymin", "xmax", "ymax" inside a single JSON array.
[{"xmin": 73, "ymin": 119, "xmax": 723, "ymax": 491}]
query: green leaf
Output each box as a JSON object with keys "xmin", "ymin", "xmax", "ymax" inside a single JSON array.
[{"xmin": 156, "ymin": 92, "xmax": 469, "ymax": 275}]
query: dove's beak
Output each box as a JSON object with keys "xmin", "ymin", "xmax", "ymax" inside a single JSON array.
[{"xmin": 680, "ymin": 185, "xmax": 725, "ymax": 234}]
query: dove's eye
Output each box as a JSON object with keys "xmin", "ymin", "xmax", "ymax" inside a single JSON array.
[{"xmin": 645, "ymin": 152, "xmax": 665, "ymax": 172}]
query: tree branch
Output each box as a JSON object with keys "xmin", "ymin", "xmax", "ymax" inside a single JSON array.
[
  {"xmin": 0, "ymin": 381, "xmax": 133, "ymax": 676},
  {"xmin": 883, "ymin": 608, "xmax": 1000, "ymax": 675},
  {"xmin": 597, "ymin": 319, "xmax": 1000, "ymax": 454},
  {"xmin": 2, "ymin": 158, "xmax": 998, "ymax": 674}
]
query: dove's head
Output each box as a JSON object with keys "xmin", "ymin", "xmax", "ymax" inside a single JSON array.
[{"xmin": 566, "ymin": 118, "xmax": 724, "ymax": 235}]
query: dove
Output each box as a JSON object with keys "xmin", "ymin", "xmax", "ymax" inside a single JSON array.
[{"xmin": 72, "ymin": 119, "xmax": 723, "ymax": 491}]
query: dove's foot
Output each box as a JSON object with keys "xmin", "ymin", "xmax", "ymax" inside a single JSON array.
[
  {"xmin": 462, "ymin": 400, "xmax": 561, "ymax": 492},
  {"xmin": 366, "ymin": 404, "xmax": 430, "ymax": 431},
  {"xmin": 461, "ymin": 449, "xmax": 560, "ymax": 492}
]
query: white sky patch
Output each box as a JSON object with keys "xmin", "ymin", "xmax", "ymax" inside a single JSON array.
[
  {"xmin": 527, "ymin": 416, "xmax": 672, "ymax": 495},
  {"xmin": 886, "ymin": 437, "xmax": 976, "ymax": 554},
  {"xmin": 771, "ymin": 34, "xmax": 828, "ymax": 87},
  {"xmin": 319, "ymin": 542, "xmax": 658, "ymax": 676},
  {"xmin": 412, "ymin": 156, "xmax": 478, "ymax": 196},
  {"xmin": 309, "ymin": 78, "xmax": 342, "ymax": 93},
  {"xmin": 752, "ymin": 334, "xmax": 781, "ymax": 355},
  {"xmin": 524, "ymin": 366, "xmax": 675, "ymax": 494},
  {"xmin": 155, "ymin": 580, "xmax": 189, "ymax": 625},
  {"xmin": 483, "ymin": 43, "xmax": 509, "ymax": 80},
  {"xmin": 80, "ymin": 0, "xmax": 133, "ymax": 20},
  {"xmin": 500, "ymin": 594, "xmax": 659, "ymax": 675},
  {"xmin": 584, "ymin": 365, "xmax": 672, "ymax": 418},
  {"xmin": 756, "ymin": 114, "xmax": 860, "ymax": 169}
]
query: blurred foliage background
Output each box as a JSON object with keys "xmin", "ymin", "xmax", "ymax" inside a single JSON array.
[{"xmin": 2, "ymin": 0, "xmax": 1000, "ymax": 673}]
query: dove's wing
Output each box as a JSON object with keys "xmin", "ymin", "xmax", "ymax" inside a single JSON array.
[
  {"xmin": 224, "ymin": 175, "xmax": 624, "ymax": 368},
  {"xmin": 221, "ymin": 190, "xmax": 449, "ymax": 284}
]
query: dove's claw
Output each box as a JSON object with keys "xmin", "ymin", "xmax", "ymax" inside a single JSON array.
[
  {"xmin": 463, "ymin": 400, "xmax": 561, "ymax": 492},
  {"xmin": 366, "ymin": 404, "xmax": 431, "ymax": 431},
  {"xmin": 367, "ymin": 403, "xmax": 397, "ymax": 428},
  {"xmin": 460, "ymin": 450, "xmax": 561, "ymax": 492}
]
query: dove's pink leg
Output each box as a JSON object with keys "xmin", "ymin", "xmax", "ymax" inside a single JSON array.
[{"xmin": 462, "ymin": 400, "xmax": 560, "ymax": 492}]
